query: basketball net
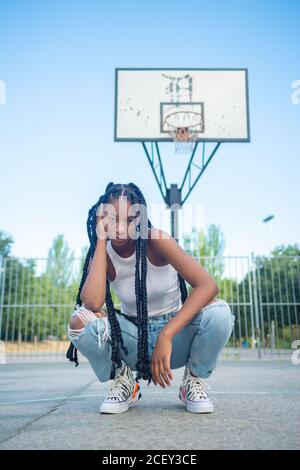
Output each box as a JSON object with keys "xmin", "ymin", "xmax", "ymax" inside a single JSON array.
[{"xmin": 164, "ymin": 110, "xmax": 203, "ymax": 155}]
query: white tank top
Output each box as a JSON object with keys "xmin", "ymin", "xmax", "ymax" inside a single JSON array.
[{"xmin": 106, "ymin": 240, "xmax": 182, "ymax": 318}]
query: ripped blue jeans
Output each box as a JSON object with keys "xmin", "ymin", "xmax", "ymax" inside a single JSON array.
[{"xmin": 67, "ymin": 299, "xmax": 235, "ymax": 383}]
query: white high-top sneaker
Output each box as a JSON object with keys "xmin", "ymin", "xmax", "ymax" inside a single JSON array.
[
  {"xmin": 100, "ymin": 362, "xmax": 142, "ymax": 414},
  {"xmin": 179, "ymin": 365, "xmax": 214, "ymax": 414}
]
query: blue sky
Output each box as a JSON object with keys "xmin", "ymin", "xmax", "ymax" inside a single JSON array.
[{"xmin": 0, "ymin": 0, "xmax": 299, "ymax": 259}]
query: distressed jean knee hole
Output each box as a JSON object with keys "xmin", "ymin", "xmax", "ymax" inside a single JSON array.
[{"xmin": 67, "ymin": 306, "xmax": 107, "ymax": 341}]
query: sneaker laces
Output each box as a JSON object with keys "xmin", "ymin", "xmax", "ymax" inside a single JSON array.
[
  {"xmin": 182, "ymin": 369, "xmax": 211, "ymax": 400},
  {"xmin": 106, "ymin": 366, "xmax": 135, "ymax": 401}
]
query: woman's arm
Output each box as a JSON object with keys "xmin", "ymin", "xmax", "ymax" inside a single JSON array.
[
  {"xmin": 150, "ymin": 228, "xmax": 219, "ymax": 339},
  {"xmin": 80, "ymin": 238, "xmax": 108, "ymax": 312}
]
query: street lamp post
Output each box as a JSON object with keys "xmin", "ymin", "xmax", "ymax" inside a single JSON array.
[{"xmin": 262, "ymin": 214, "xmax": 275, "ymax": 256}]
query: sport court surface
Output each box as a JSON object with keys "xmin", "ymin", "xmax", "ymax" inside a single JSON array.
[{"xmin": 0, "ymin": 360, "xmax": 299, "ymax": 450}]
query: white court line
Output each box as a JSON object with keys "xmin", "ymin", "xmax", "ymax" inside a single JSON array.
[
  {"xmin": 1, "ymin": 390, "xmax": 300, "ymax": 406},
  {"xmin": 0, "ymin": 394, "xmax": 100, "ymax": 406}
]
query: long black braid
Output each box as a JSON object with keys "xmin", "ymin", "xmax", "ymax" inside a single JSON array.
[{"xmin": 66, "ymin": 182, "xmax": 188, "ymax": 385}]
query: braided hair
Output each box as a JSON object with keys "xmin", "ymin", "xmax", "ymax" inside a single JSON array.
[{"xmin": 66, "ymin": 182, "xmax": 188, "ymax": 385}]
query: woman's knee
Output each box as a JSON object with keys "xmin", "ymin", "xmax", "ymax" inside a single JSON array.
[
  {"xmin": 68, "ymin": 305, "xmax": 108, "ymax": 341},
  {"xmin": 69, "ymin": 306, "xmax": 107, "ymax": 330},
  {"xmin": 201, "ymin": 303, "xmax": 235, "ymax": 336}
]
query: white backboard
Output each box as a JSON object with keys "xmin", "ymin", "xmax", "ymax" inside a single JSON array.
[{"xmin": 114, "ymin": 68, "xmax": 250, "ymax": 142}]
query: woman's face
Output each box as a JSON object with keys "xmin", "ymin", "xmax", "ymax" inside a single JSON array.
[{"xmin": 104, "ymin": 196, "xmax": 141, "ymax": 244}]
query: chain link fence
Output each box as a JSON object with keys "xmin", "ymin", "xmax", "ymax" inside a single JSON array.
[{"xmin": 0, "ymin": 253, "xmax": 299, "ymax": 362}]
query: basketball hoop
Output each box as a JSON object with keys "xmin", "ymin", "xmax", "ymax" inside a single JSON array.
[{"xmin": 164, "ymin": 110, "xmax": 204, "ymax": 154}]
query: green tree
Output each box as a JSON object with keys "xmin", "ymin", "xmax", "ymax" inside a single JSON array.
[
  {"xmin": 0, "ymin": 230, "xmax": 14, "ymax": 258},
  {"xmin": 183, "ymin": 224, "xmax": 226, "ymax": 285},
  {"xmin": 46, "ymin": 234, "xmax": 75, "ymax": 288},
  {"xmin": 1, "ymin": 235, "xmax": 80, "ymax": 341},
  {"xmin": 254, "ymin": 243, "xmax": 300, "ymax": 347}
]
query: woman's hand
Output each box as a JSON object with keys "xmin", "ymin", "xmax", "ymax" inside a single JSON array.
[
  {"xmin": 151, "ymin": 332, "xmax": 174, "ymax": 388},
  {"xmin": 96, "ymin": 204, "xmax": 109, "ymax": 241}
]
